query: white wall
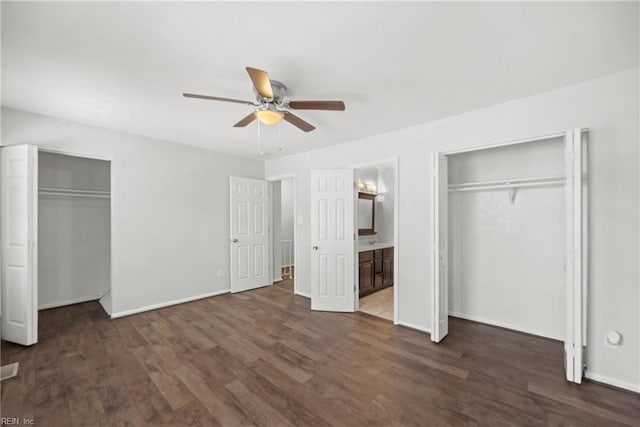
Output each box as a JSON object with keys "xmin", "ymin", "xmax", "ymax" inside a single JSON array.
[
  {"xmin": 376, "ymin": 165, "xmax": 395, "ymax": 244},
  {"xmin": 271, "ymin": 180, "xmax": 282, "ymax": 280},
  {"xmin": 448, "ymin": 139, "xmax": 565, "ymax": 340},
  {"xmin": 265, "ymin": 69, "xmax": 640, "ymax": 391},
  {"xmin": 38, "ymin": 151, "xmax": 111, "ymax": 309},
  {"xmin": 280, "ymin": 178, "xmax": 294, "ymax": 267},
  {"xmin": 1, "ymin": 107, "xmax": 264, "ymax": 316}
]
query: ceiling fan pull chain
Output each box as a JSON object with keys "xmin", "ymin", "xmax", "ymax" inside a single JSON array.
[{"xmin": 257, "ymin": 120, "xmax": 262, "ymax": 155}]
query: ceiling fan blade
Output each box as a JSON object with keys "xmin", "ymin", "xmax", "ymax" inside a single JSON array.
[
  {"xmin": 283, "ymin": 112, "xmax": 315, "ymax": 132},
  {"xmin": 233, "ymin": 113, "xmax": 257, "ymax": 128},
  {"xmin": 246, "ymin": 67, "xmax": 274, "ymax": 99},
  {"xmin": 183, "ymin": 93, "xmax": 256, "ymax": 106},
  {"xmin": 288, "ymin": 100, "xmax": 346, "ymax": 111}
]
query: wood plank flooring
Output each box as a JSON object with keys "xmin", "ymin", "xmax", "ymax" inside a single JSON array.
[{"xmin": 2, "ymin": 283, "xmax": 639, "ymax": 426}]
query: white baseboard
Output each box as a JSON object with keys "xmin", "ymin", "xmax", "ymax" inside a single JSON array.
[
  {"xmin": 397, "ymin": 320, "xmax": 431, "ymax": 334},
  {"xmin": 38, "ymin": 296, "xmax": 99, "ymax": 310},
  {"xmin": 585, "ymin": 371, "xmax": 640, "ymax": 394},
  {"xmin": 295, "ymin": 291, "xmax": 311, "ymax": 299},
  {"xmin": 0, "ymin": 362, "xmax": 19, "ymax": 381},
  {"xmin": 448, "ymin": 311, "xmax": 563, "ymax": 341},
  {"xmin": 99, "ymin": 290, "xmax": 112, "ymax": 316},
  {"xmin": 110, "ymin": 289, "xmax": 230, "ymax": 319}
]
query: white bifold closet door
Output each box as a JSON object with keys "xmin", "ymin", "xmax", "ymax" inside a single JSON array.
[
  {"xmin": 565, "ymin": 128, "xmax": 587, "ymax": 384},
  {"xmin": 431, "ymin": 153, "xmax": 449, "ymax": 342},
  {"xmin": 1, "ymin": 144, "xmax": 38, "ymax": 346}
]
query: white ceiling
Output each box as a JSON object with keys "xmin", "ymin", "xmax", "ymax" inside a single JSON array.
[{"xmin": 2, "ymin": 2, "xmax": 638, "ymax": 159}]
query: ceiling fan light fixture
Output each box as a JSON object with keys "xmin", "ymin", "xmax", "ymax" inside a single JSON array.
[{"xmin": 254, "ymin": 108, "xmax": 284, "ymax": 125}]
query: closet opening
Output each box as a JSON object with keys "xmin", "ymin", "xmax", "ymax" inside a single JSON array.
[
  {"xmin": 268, "ymin": 175, "xmax": 297, "ymax": 295},
  {"xmin": 431, "ymin": 129, "xmax": 588, "ymax": 383},
  {"xmin": 354, "ymin": 160, "xmax": 398, "ymax": 323},
  {"xmin": 38, "ymin": 150, "xmax": 112, "ymax": 315},
  {"xmin": 448, "ymin": 137, "xmax": 566, "ymax": 339}
]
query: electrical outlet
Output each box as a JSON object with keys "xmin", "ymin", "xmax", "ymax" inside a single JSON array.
[
  {"xmin": 604, "ymin": 330, "xmax": 622, "ymax": 349},
  {"xmin": 217, "ymin": 269, "xmax": 224, "ymax": 279}
]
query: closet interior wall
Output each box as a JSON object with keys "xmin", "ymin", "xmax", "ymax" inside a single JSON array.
[
  {"xmin": 447, "ymin": 137, "xmax": 565, "ymax": 340},
  {"xmin": 38, "ymin": 151, "xmax": 110, "ymax": 310}
]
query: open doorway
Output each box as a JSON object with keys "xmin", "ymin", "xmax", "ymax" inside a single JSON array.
[
  {"xmin": 354, "ymin": 161, "xmax": 397, "ymax": 322},
  {"xmin": 38, "ymin": 150, "xmax": 112, "ymax": 314},
  {"xmin": 268, "ymin": 175, "xmax": 296, "ymax": 295}
]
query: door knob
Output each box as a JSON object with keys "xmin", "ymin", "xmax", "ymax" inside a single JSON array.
[
  {"xmin": 232, "ymin": 239, "xmax": 239, "ymax": 243},
  {"xmin": 312, "ymin": 246, "xmax": 318, "ymax": 250}
]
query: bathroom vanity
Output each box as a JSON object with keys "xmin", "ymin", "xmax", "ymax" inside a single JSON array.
[{"xmin": 358, "ymin": 244, "xmax": 394, "ymax": 297}]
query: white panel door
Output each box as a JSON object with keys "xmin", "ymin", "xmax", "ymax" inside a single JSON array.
[
  {"xmin": 564, "ymin": 128, "xmax": 587, "ymax": 383},
  {"xmin": 1, "ymin": 145, "xmax": 38, "ymax": 346},
  {"xmin": 431, "ymin": 153, "xmax": 449, "ymax": 342},
  {"xmin": 310, "ymin": 169, "xmax": 355, "ymax": 312},
  {"xmin": 230, "ymin": 177, "xmax": 269, "ymax": 293}
]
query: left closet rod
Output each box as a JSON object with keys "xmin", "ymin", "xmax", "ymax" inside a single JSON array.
[{"xmin": 38, "ymin": 187, "xmax": 110, "ymax": 199}]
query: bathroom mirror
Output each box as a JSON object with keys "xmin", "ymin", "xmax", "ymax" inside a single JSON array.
[{"xmin": 358, "ymin": 192, "xmax": 376, "ymax": 235}]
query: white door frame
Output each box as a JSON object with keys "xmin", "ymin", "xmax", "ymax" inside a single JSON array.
[
  {"xmin": 266, "ymin": 173, "xmax": 298, "ymax": 296},
  {"xmin": 350, "ymin": 158, "xmax": 400, "ymax": 325},
  {"xmin": 431, "ymin": 128, "xmax": 588, "ymax": 384}
]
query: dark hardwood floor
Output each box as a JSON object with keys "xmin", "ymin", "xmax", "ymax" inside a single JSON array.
[{"xmin": 2, "ymin": 284, "xmax": 639, "ymax": 426}]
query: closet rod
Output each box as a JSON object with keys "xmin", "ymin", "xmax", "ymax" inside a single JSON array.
[
  {"xmin": 39, "ymin": 191, "xmax": 110, "ymax": 199},
  {"xmin": 39, "ymin": 186, "xmax": 110, "ymax": 195},
  {"xmin": 448, "ymin": 175, "xmax": 565, "ymax": 192},
  {"xmin": 39, "ymin": 187, "xmax": 110, "ymax": 199}
]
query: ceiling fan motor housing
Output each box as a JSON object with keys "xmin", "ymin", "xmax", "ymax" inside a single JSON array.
[{"xmin": 254, "ymin": 80, "xmax": 287, "ymax": 106}]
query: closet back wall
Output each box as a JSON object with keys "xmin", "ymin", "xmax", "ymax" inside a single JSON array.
[
  {"xmin": 39, "ymin": 152, "xmax": 110, "ymax": 309},
  {"xmin": 448, "ymin": 139, "xmax": 565, "ymax": 340}
]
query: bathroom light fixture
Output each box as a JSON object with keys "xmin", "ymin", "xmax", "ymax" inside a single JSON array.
[
  {"xmin": 366, "ymin": 183, "xmax": 377, "ymax": 193},
  {"xmin": 357, "ymin": 181, "xmax": 367, "ymax": 191},
  {"xmin": 255, "ymin": 108, "xmax": 284, "ymax": 125}
]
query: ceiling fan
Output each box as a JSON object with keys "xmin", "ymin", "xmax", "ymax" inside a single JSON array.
[{"xmin": 183, "ymin": 67, "xmax": 345, "ymax": 132}]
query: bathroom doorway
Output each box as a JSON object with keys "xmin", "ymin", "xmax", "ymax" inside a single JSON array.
[{"xmin": 353, "ymin": 160, "xmax": 398, "ymax": 323}]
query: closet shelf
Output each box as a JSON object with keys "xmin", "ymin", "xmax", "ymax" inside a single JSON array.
[
  {"xmin": 448, "ymin": 175, "xmax": 566, "ymax": 192},
  {"xmin": 39, "ymin": 187, "xmax": 110, "ymax": 199}
]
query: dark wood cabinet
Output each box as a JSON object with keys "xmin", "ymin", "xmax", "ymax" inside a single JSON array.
[
  {"xmin": 359, "ymin": 260, "xmax": 374, "ymax": 294},
  {"xmin": 383, "ymin": 247, "xmax": 394, "ymax": 287},
  {"xmin": 359, "ymin": 246, "xmax": 393, "ymax": 297}
]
